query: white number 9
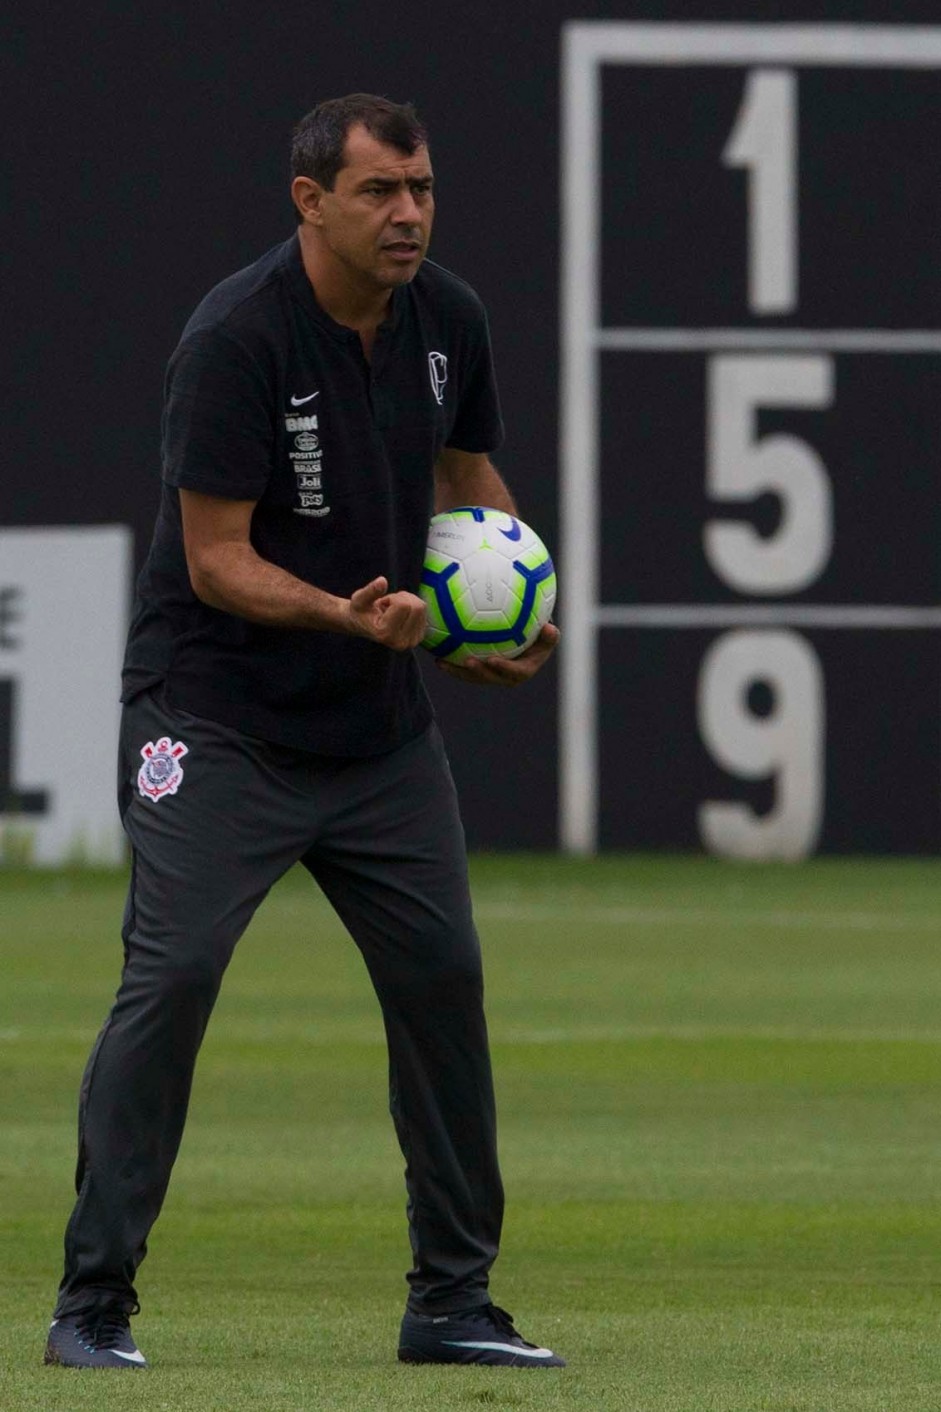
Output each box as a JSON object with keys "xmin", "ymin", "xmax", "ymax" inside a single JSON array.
[{"xmin": 697, "ymin": 630, "xmax": 824, "ymax": 860}]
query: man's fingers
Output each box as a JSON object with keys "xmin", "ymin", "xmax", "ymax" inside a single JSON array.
[
  {"xmin": 347, "ymin": 583, "xmax": 427, "ymax": 650},
  {"xmin": 350, "ymin": 576, "xmax": 389, "ymax": 610},
  {"xmin": 515, "ymin": 623, "xmax": 560, "ymax": 664},
  {"xmin": 437, "ymin": 623, "xmax": 560, "ymax": 686},
  {"xmin": 379, "ymin": 595, "xmax": 427, "ymax": 646}
]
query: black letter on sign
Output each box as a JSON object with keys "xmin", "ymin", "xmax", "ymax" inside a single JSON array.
[
  {"xmin": 0, "ymin": 680, "xmax": 50, "ymax": 815},
  {"xmin": 0, "ymin": 588, "xmax": 22, "ymax": 650}
]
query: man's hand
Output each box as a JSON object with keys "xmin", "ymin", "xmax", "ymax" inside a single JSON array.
[
  {"xmin": 435, "ymin": 623, "xmax": 560, "ymax": 687},
  {"xmin": 347, "ymin": 577, "xmax": 428, "ymax": 651}
]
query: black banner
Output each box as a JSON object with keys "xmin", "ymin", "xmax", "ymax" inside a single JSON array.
[{"xmin": 6, "ymin": 3, "xmax": 941, "ymax": 854}]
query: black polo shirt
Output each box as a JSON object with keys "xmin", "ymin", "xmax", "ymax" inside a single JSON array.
[{"xmin": 122, "ymin": 234, "xmax": 504, "ymax": 755}]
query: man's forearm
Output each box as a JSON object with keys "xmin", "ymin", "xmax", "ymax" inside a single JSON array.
[
  {"xmin": 187, "ymin": 541, "xmax": 427, "ymax": 652},
  {"xmin": 434, "ymin": 457, "xmax": 518, "ymax": 515},
  {"xmin": 188, "ymin": 539, "xmax": 352, "ymax": 632}
]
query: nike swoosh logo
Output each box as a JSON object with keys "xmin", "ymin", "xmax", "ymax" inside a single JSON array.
[
  {"xmin": 499, "ymin": 517, "xmax": 522, "ymax": 542},
  {"xmin": 112, "ymin": 1348, "xmax": 147, "ymax": 1364},
  {"xmin": 290, "ymin": 392, "xmax": 320, "ymax": 405},
  {"xmin": 442, "ymin": 1340, "xmax": 555, "ymax": 1358}
]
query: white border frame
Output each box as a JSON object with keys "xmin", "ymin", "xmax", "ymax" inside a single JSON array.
[{"xmin": 559, "ymin": 23, "xmax": 941, "ymax": 853}]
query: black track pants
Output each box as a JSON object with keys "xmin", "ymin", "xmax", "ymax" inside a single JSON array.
[{"xmin": 54, "ymin": 688, "xmax": 504, "ymax": 1317}]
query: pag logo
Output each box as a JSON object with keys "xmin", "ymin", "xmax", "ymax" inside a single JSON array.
[{"xmin": 138, "ymin": 737, "xmax": 189, "ymax": 802}]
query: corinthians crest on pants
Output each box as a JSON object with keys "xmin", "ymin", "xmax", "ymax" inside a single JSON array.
[{"xmin": 138, "ymin": 737, "xmax": 188, "ymax": 801}]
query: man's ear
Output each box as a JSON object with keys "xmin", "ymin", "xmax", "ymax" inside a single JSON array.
[{"xmin": 291, "ymin": 176, "xmax": 326, "ymax": 225}]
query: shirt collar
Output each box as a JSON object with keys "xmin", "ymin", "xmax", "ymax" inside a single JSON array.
[{"xmin": 282, "ymin": 232, "xmax": 403, "ymax": 341}]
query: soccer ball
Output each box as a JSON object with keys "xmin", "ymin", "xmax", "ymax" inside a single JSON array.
[{"xmin": 419, "ymin": 507, "xmax": 557, "ymax": 661}]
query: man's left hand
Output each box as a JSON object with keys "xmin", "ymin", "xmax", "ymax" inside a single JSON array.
[{"xmin": 435, "ymin": 623, "xmax": 560, "ymax": 687}]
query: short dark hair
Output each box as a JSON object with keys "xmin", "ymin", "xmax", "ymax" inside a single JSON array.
[{"xmin": 291, "ymin": 94, "xmax": 428, "ymax": 192}]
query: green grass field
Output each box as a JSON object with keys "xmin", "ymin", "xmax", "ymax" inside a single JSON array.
[{"xmin": 3, "ymin": 853, "xmax": 941, "ymax": 1411}]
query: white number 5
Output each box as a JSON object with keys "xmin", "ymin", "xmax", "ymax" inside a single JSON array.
[{"xmin": 704, "ymin": 354, "xmax": 834, "ymax": 595}]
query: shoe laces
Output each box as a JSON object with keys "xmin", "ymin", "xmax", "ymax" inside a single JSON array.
[
  {"xmin": 76, "ymin": 1307, "xmax": 131, "ymax": 1351},
  {"xmin": 479, "ymin": 1304, "xmax": 531, "ymax": 1344},
  {"xmin": 483, "ymin": 1304, "xmax": 542, "ymax": 1349}
]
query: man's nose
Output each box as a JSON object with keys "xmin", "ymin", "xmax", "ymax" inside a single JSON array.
[{"xmin": 391, "ymin": 188, "xmax": 423, "ymax": 225}]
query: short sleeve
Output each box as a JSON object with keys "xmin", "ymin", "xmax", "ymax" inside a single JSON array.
[
  {"xmin": 162, "ymin": 327, "xmax": 275, "ymax": 500},
  {"xmin": 445, "ymin": 305, "xmax": 504, "ymax": 455}
]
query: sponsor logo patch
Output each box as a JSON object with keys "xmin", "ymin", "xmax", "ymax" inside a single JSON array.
[
  {"xmin": 137, "ymin": 737, "xmax": 188, "ymax": 802},
  {"xmin": 285, "ymin": 405, "xmax": 330, "ymax": 516}
]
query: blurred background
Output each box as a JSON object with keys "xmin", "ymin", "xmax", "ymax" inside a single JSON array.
[{"xmin": 4, "ymin": 0, "xmax": 941, "ymax": 863}]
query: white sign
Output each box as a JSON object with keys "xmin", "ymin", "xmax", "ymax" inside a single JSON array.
[{"xmin": 0, "ymin": 525, "xmax": 132, "ymax": 864}]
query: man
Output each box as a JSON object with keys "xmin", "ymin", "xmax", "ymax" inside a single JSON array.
[{"xmin": 44, "ymin": 95, "xmax": 563, "ymax": 1371}]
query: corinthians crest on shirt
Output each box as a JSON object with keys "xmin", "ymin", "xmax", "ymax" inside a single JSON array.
[{"xmin": 138, "ymin": 737, "xmax": 188, "ymax": 801}]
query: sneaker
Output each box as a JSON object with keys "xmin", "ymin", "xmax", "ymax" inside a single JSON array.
[
  {"xmin": 398, "ymin": 1302, "xmax": 565, "ymax": 1367},
  {"xmin": 44, "ymin": 1308, "xmax": 147, "ymax": 1369}
]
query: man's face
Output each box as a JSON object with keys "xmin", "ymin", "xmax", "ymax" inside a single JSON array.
[{"xmin": 311, "ymin": 124, "xmax": 435, "ymax": 291}]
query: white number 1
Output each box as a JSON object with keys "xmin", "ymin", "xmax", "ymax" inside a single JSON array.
[{"xmin": 723, "ymin": 69, "xmax": 798, "ymax": 314}]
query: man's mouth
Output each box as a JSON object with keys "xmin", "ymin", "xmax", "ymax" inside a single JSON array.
[{"xmin": 383, "ymin": 240, "xmax": 422, "ymax": 258}]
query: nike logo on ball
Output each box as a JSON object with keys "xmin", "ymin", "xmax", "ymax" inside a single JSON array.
[
  {"xmin": 290, "ymin": 392, "xmax": 320, "ymax": 405},
  {"xmin": 499, "ymin": 517, "xmax": 522, "ymax": 541}
]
